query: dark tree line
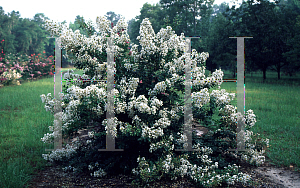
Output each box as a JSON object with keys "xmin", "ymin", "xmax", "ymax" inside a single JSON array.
[
  {"xmin": 127, "ymin": 0, "xmax": 300, "ymax": 79},
  {"xmin": 0, "ymin": 7, "xmax": 49, "ymax": 57}
]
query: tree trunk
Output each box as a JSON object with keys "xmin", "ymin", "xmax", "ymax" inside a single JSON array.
[
  {"xmin": 263, "ymin": 68, "xmax": 267, "ymax": 80},
  {"xmin": 277, "ymin": 67, "xmax": 280, "ymax": 80},
  {"xmin": 233, "ymin": 68, "xmax": 236, "ymax": 78},
  {"xmin": 232, "ymin": 62, "xmax": 236, "ymax": 78}
]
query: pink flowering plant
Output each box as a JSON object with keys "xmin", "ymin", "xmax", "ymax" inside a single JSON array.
[
  {"xmin": 0, "ymin": 52, "xmax": 55, "ymax": 87},
  {"xmin": 40, "ymin": 16, "xmax": 269, "ymax": 187},
  {"xmin": 20, "ymin": 52, "xmax": 54, "ymax": 80}
]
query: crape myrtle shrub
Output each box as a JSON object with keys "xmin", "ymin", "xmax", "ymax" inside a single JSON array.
[{"xmin": 40, "ymin": 16, "xmax": 269, "ymax": 187}]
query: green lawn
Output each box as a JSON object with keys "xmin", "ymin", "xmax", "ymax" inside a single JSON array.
[
  {"xmin": 221, "ymin": 69, "xmax": 300, "ymax": 171},
  {"xmin": 0, "ymin": 68, "xmax": 299, "ymax": 187}
]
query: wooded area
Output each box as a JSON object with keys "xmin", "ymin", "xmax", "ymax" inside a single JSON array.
[{"xmin": 0, "ymin": 0, "xmax": 299, "ymax": 79}]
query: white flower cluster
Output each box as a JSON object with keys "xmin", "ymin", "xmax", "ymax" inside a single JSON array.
[
  {"xmin": 43, "ymin": 20, "xmax": 68, "ymax": 37},
  {"xmin": 141, "ymin": 124, "xmax": 164, "ymax": 139},
  {"xmin": 44, "ymin": 21, "xmax": 102, "ymax": 65},
  {"xmin": 62, "ymin": 165, "xmax": 77, "ymax": 172},
  {"xmin": 162, "ymin": 154, "xmax": 174, "ymax": 173},
  {"xmin": 40, "ymin": 93, "xmax": 60, "ymax": 114},
  {"xmin": 218, "ymin": 105, "xmax": 268, "ymax": 166},
  {"xmin": 40, "ymin": 112, "xmax": 65, "ymax": 144},
  {"xmin": 133, "ymin": 154, "xmax": 251, "ymax": 187},
  {"xmin": 191, "ymin": 88, "xmax": 210, "ymax": 109},
  {"xmin": 240, "ymin": 147, "xmax": 267, "ymax": 166},
  {"xmin": 219, "ymin": 105, "xmax": 237, "ymax": 117},
  {"xmin": 219, "ymin": 105, "xmax": 257, "ymax": 129},
  {"xmin": 137, "ymin": 18, "xmax": 157, "ymax": 56},
  {"xmin": 119, "ymin": 77, "xmax": 139, "ymax": 97},
  {"xmin": 127, "ymin": 95, "xmax": 164, "ymax": 116},
  {"xmin": 191, "ymin": 65, "xmax": 205, "ymax": 81},
  {"xmin": 96, "ymin": 16, "xmax": 111, "ymax": 36},
  {"xmin": 168, "ymin": 105, "xmax": 184, "ymax": 121},
  {"xmin": 192, "ymin": 75, "xmax": 223, "ymax": 90},
  {"xmin": 41, "ymin": 132, "xmax": 55, "ymax": 144},
  {"xmin": 245, "ymin": 109, "xmax": 257, "ymax": 128},
  {"xmin": 91, "ymin": 168, "xmax": 107, "ymax": 178},
  {"xmin": 153, "ymin": 117, "xmax": 171, "ymax": 128},
  {"xmin": 44, "ymin": 16, "xmax": 129, "ymax": 67},
  {"xmin": 158, "ymin": 108, "xmax": 169, "ymax": 118},
  {"xmin": 123, "ymin": 60, "xmax": 133, "ymax": 71},
  {"xmin": 65, "ymin": 85, "xmax": 106, "ymax": 116},
  {"xmin": 191, "ymin": 163, "xmax": 250, "ymax": 186},
  {"xmin": 191, "ymin": 49, "xmax": 209, "ymax": 67},
  {"xmin": 210, "ymin": 89, "xmax": 235, "ymax": 107},
  {"xmin": 192, "ymin": 143, "xmax": 214, "ymax": 162},
  {"xmin": 102, "ymin": 117, "xmax": 119, "ymax": 138},
  {"xmin": 134, "ymin": 95, "xmax": 152, "ymax": 114},
  {"xmin": 88, "ymin": 162, "xmax": 99, "ymax": 171},
  {"xmin": 173, "ymin": 157, "xmax": 193, "ymax": 178},
  {"xmin": 176, "ymin": 132, "xmax": 188, "ymax": 148},
  {"xmin": 62, "ymin": 99, "xmax": 81, "ymax": 125},
  {"xmin": 212, "ymin": 69, "xmax": 224, "ymax": 83},
  {"xmin": 155, "ymin": 26, "xmax": 185, "ymax": 57},
  {"xmin": 41, "ymin": 143, "xmax": 78, "ymax": 162},
  {"xmin": 149, "ymin": 135, "xmax": 174, "ymax": 153},
  {"xmin": 164, "ymin": 55, "xmax": 185, "ymax": 75},
  {"xmin": 148, "ymin": 79, "xmax": 171, "ymax": 96},
  {"xmin": 66, "ymin": 84, "xmax": 107, "ymax": 101},
  {"xmin": 226, "ymin": 172, "xmax": 251, "ymax": 185},
  {"xmin": 1, "ymin": 69, "xmax": 22, "ymax": 81},
  {"xmin": 88, "ymin": 131, "xmax": 95, "ymax": 138},
  {"xmin": 132, "ymin": 156, "xmax": 149, "ymax": 176},
  {"xmin": 169, "ymin": 73, "xmax": 183, "ymax": 86},
  {"xmin": 150, "ymin": 97, "xmax": 163, "ymax": 108}
]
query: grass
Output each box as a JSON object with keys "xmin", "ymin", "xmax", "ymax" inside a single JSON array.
[
  {"xmin": 220, "ymin": 69, "xmax": 300, "ymax": 172},
  {"xmin": 0, "ymin": 67, "xmax": 299, "ymax": 187},
  {"xmin": 0, "ymin": 76, "xmax": 54, "ymax": 187}
]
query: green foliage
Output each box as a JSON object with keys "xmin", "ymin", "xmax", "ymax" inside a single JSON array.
[
  {"xmin": 218, "ymin": 0, "xmax": 300, "ymax": 79},
  {"xmin": 0, "ymin": 7, "xmax": 50, "ymax": 56},
  {"xmin": 105, "ymin": 11, "xmax": 122, "ymax": 27}
]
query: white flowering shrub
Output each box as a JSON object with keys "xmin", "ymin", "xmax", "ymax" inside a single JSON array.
[
  {"xmin": 0, "ymin": 69, "xmax": 22, "ymax": 87},
  {"xmin": 40, "ymin": 16, "xmax": 269, "ymax": 187}
]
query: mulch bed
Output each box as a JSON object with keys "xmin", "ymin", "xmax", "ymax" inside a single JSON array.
[{"xmin": 25, "ymin": 157, "xmax": 286, "ymax": 188}]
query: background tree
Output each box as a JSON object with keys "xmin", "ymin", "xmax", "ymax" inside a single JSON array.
[
  {"xmin": 206, "ymin": 10, "xmax": 237, "ymax": 77},
  {"xmin": 203, "ymin": 2, "xmax": 236, "ymax": 74},
  {"xmin": 0, "ymin": 7, "xmax": 52, "ymax": 56},
  {"xmin": 0, "ymin": 9, "xmax": 20, "ymax": 54},
  {"xmin": 105, "ymin": 11, "xmax": 122, "ymax": 27},
  {"xmin": 279, "ymin": 0, "xmax": 300, "ymax": 76},
  {"xmin": 222, "ymin": 0, "xmax": 296, "ymax": 80}
]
